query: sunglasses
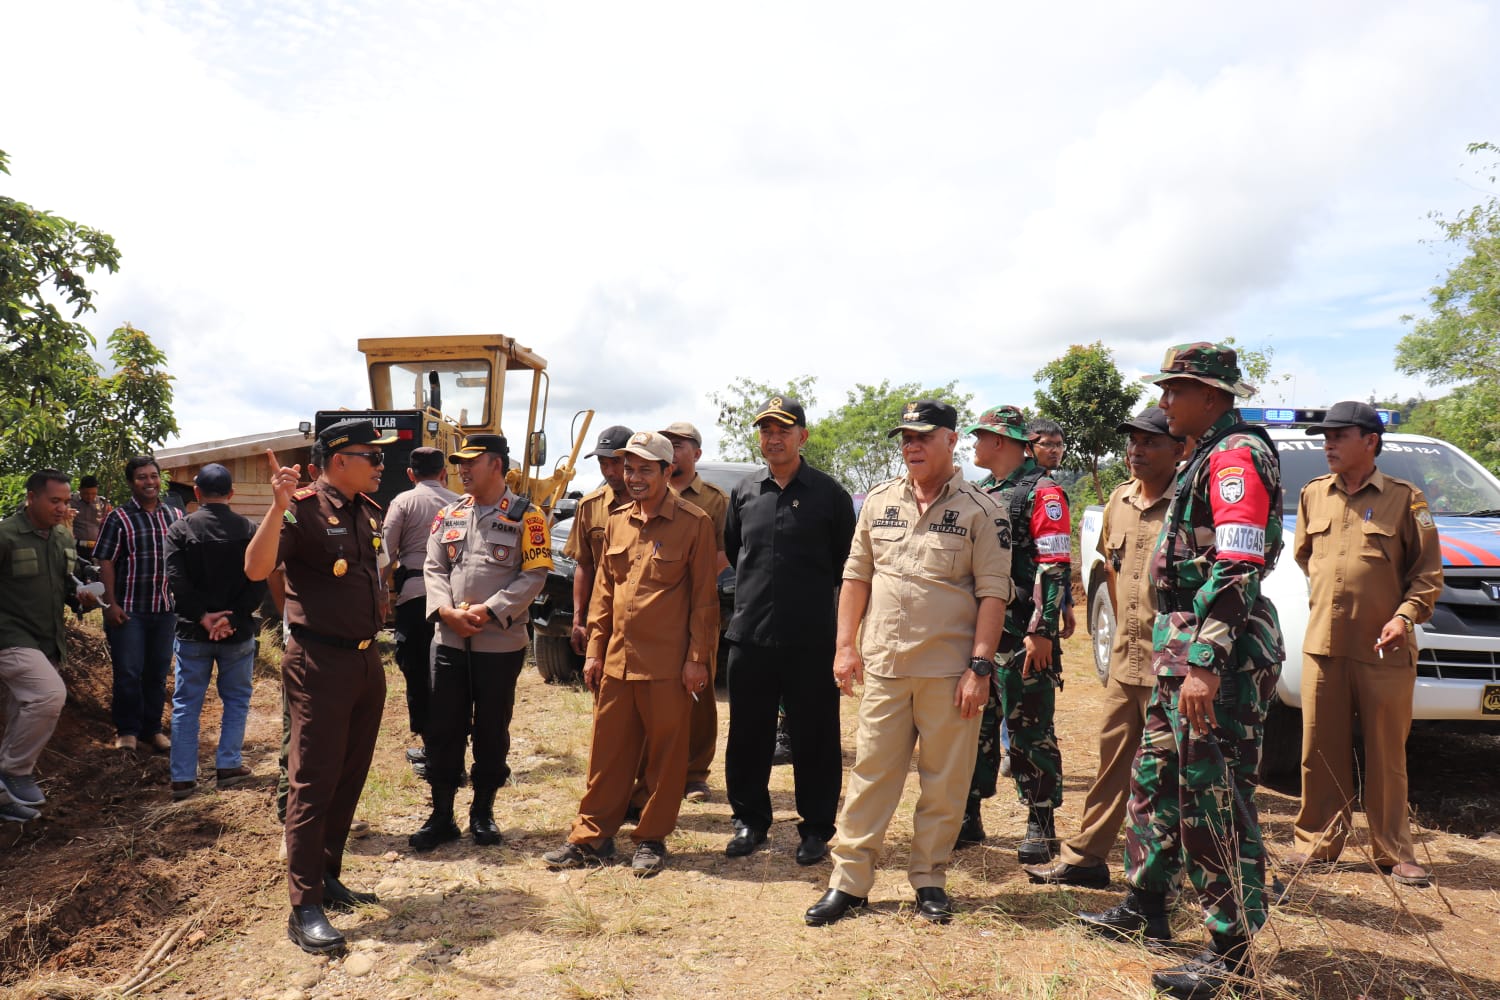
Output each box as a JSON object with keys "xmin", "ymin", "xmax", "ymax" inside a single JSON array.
[{"xmin": 340, "ymin": 450, "xmax": 385, "ymax": 467}]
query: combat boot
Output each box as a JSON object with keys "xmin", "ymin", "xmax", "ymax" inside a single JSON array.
[
  {"xmin": 954, "ymin": 797, "xmax": 986, "ymax": 849},
  {"xmin": 1151, "ymin": 931, "xmax": 1249, "ymax": 998},
  {"xmin": 1016, "ymin": 806, "xmax": 1057, "ymax": 864},
  {"xmin": 469, "ymin": 786, "xmax": 502, "ymax": 845},
  {"xmin": 1077, "ymin": 887, "xmax": 1172, "ymax": 944},
  {"xmin": 409, "ymin": 786, "xmax": 461, "ymax": 852}
]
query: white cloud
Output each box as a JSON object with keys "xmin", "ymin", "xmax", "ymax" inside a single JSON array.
[{"xmin": 1, "ymin": 0, "xmax": 1495, "ymax": 461}]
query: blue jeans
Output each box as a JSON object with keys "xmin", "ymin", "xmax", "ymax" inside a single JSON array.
[
  {"xmin": 170, "ymin": 638, "xmax": 255, "ymax": 783},
  {"xmin": 106, "ymin": 612, "xmax": 178, "ymax": 739}
]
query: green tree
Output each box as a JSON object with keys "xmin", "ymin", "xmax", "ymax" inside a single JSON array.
[
  {"xmin": 1, "ymin": 149, "xmax": 178, "ymax": 503},
  {"xmin": 1396, "ymin": 142, "xmax": 1500, "ymax": 472},
  {"xmin": 1033, "ymin": 342, "xmax": 1140, "ymax": 504},
  {"xmin": 708, "ymin": 375, "xmax": 819, "ymax": 462},
  {"xmin": 806, "ymin": 380, "xmax": 973, "ymax": 494}
]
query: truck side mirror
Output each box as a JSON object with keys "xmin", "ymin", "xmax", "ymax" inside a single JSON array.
[{"xmin": 527, "ymin": 430, "xmax": 547, "ymax": 468}]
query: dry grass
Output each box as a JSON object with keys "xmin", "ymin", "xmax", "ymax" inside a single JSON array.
[{"xmin": 6, "ymin": 629, "xmax": 1500, "ymax": 999}]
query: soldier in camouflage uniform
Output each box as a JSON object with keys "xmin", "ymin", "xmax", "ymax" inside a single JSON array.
[
  {"xmin": 1078, "ymin": 343, "xmax": 1284, "ymax": 1000},
  {"xmin": 956, "ymin": 406, "xmax": 1071, "ymax": 863}
]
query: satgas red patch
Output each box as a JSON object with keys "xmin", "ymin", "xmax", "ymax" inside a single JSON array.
[
  {"xmin": 1208, "ymin": 446, "xmax": 1269, "ymax": 564},
  {"xmin": 1031, "ymin": 485, "xmax": 1071, "ymax": 563}
]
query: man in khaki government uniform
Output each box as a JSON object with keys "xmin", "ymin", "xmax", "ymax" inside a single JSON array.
[
  {"xmin": 543, "ymin": 431, "xmax": 719, "ymax": 876},
  {"xmin": 804, "ymin": 400, "xmax": 1012, "ymax": 927},
  {"xmin": 659, "ymin": 420, "xmax": 729, "ymax": 802},
  {"xmin": 1285, "ymin": 401, "xmax": 1443, "ymax": 886},
  {"xmin": 1027, "ymin": 405, "xmax": 1185, "ymax": 888},
  {"xmin": 566, "ymin": 424, "xmax": 634, "ymax": 656}
]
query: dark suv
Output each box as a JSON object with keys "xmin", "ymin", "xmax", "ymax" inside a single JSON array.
[{"xmin": 530, "ymin": 461, "xmax": 761, "ymax": 683}]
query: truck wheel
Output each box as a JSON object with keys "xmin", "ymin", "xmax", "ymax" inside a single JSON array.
[
  {"xmin": 1088, "ymin": 581, "xmax": 1114, "ymax": 686},
  {"xmin": 534, "ymin": 634, "xmax": 583, "ymax": 685},
  {"xmin": 1259, "ymin": 700, "xmax": 1303, "ymax": 780}
]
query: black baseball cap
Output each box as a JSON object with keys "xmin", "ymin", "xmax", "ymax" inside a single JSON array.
[
  {"xmin": 753, "ymin": 396, "xmax": 807, "ymax": 427},
  {"xmin": 887, "ymin": 399, "xmax": 958, "ymax": 437},
  {"xmin": 450, "ymin": 433, "xmax": 510, "ymax": 462},
  {"xmin": 194, "ymin": 463, "xmax": 234, "ymax": 495},
  {"xmin": 319, "ymin": 418, "xmax": 398, "ymax": 452},
  {"xmin": 1116, "ymin": 405, "xmax": 1183, "ymax": 441},
  {"xmin": 1304, "ymin": 400, "xmax": 1384, "ymax": 436},
  {"xmin": 585, "ymin": 425, "xmax": 634, "ymax": 459}
]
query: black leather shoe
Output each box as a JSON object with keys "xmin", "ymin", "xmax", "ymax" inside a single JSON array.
[
  {"xmin": 1077, "ymin": 889, "xmax": 1172, "ymax": 943},
  {"xmin": 915, "ymin": 887, "xmax": 953, "ymax": 924},
  {"xmin": 725, "ymin": 825, "xmax": 767, "ymax": 857},
  {"xmin": 623, "ymin": 803, "xmax": 642, "ymax": 825},
  {"xmin": 954, "ymin": 804, "xmax": 986, "ymax": 849},
  {"xmin": 287, "ymin": 904, "xmax": 346, "ymax": 955},
  {"xmin": 405, "ymin": 746, "xmax": 426, "ymax": 764},
  {"xmin": 322, "ymin": 874, "xmax": 378, "ymax": 912},
  {"xmin": 1024, "ymin": 860, "xmax": 1111, "ymax": 889},
  {"xmin": 804, "ymin": 889, "xmax": 868, "ymax": 926},
  {"xmin": 1151, "ymin": 933, "xmax": 1248, "ymax": 998},
  {"xmin": 795, "ymin": 835, "xmax": 830, "ymax": 866}
]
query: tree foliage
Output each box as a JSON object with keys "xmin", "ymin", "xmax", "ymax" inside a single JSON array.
[
  {"xmin": 708, "ymin": 375, "xmax": 819, "ymax": 463},
  {"xmin": 1033, "ymin": 342, "xmax": 1140, "ymax": 504},
  {"xmin": 0, "ymin": 149, "xmax": 178, "ymax": 504},
  {"xmin": 709, "ymin": 375, "xmax": 973, "ymax": 494},
  {"xmin": 1394, "ymin": 142, "xmax": 1500, "ymax": 473}
]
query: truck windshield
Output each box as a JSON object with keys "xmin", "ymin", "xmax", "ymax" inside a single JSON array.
[
  {"xmin": 1276, "ymin": 438, "xmax": 1500, "ymax": 516},
  {"xmin": 371, "ymin": 359, "xmax": 491, "ymax": 428}
]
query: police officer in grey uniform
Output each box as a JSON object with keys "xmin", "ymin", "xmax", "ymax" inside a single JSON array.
[{"xmin": 409, "ymin": 434, "xmax": 554, "ymax": 850}]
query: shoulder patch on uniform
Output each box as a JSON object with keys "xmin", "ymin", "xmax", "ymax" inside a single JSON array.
[
  {"xmin": 520, "ymin": 507, "xmax": 553, "ymax": 571},
  {"xmin": 357, "ymin": 492, "xmax": 383, "ymax": 511},
  {"xmin": 292, "ymin": 486, "xmax": 317, "ymax": 501}
]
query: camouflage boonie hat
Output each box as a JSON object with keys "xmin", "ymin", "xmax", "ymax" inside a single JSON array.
[
  {"xmin": 963, "ymin": 405, "xmax": 1031, "ymax": 442},
  {"xmin": 1142, "ymin": 342, "xmax": 1256, "ymax": 399}
]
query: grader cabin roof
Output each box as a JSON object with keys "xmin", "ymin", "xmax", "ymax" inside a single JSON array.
[{"xmin": 155, "ymin": 427, "xmax": 314, "ymax": 520}]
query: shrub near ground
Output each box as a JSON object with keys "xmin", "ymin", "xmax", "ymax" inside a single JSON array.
[{"xmin": 3, "ymin": 620, "xmax": 1499, "ymax": 999}]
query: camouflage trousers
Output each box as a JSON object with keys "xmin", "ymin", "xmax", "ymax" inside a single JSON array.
[
  {"xmin": 1122, "ymin": 665, "xmax": 1277, "ymax": 938},
  {"xmin": 968, "ymin": 643, "xmax": 1063, "ymax": 808}
]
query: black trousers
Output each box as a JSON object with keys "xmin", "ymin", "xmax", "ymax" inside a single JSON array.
[
  {"xmin": 425, "ymin": 644, "xmax": 525, "ymax": 791},
  {"xmin": 725, "ymin": 641, "xmax": 842, "ymax": 840},
  {"xmin": 393, "ymin": 598, "xmax": 435, "ymax": 737}
]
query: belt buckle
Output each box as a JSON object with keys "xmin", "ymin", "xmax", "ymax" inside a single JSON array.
[{"xmin": 357, "ymin": 638, "xmax": 371, "ymax": 650}]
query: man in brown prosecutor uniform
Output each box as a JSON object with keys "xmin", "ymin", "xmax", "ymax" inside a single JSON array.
[
  {"xmin": 247, "ymin": 418, "xmax": 397, "ymax": 955},
  {"xmin": 1285, "ymin": 401, "xmax": 1443, "ymax": 886}
]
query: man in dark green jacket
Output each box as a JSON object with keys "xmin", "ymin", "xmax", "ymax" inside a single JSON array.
[{"xmin": 0, "ymin": 470, "xmax": 92, "ymax": 822}]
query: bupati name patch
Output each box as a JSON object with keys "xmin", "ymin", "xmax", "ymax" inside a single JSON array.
[
  {"xmin": 872, "ymin": 518, "xmax": 908, "ymax": 528},
  {"xmin": 928, "ymin": 523, "xmax": 968, "ymax": 536}
]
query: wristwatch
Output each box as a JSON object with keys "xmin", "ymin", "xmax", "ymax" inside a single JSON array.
[
  {"xmin": 967, "ymin": 656, "xmax": 994, "ymax": 678},
  {"xmin": 1396, "ymin": 613, "xmax": 1415, "ymax": 634}
]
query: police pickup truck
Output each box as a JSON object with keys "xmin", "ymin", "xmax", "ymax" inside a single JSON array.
[{"xmin": 1079, "ymin": 408, "xmax": 1500, "ymax": 776}]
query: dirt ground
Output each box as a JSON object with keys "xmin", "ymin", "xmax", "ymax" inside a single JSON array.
[{"xmin": 3, "ymin": 619, "xmax": 1499, "ymax": 999}]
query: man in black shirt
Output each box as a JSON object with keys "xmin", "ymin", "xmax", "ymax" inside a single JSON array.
[
  {"xmin": 722, "ymin": 396, "xmax": 856, "ymax": 865},
  {"xmin": 165, "ymin": 464, "xmax": 267, "ymax": 800}
]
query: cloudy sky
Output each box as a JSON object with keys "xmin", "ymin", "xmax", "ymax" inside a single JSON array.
[{"xmin": 4, "ymin": 0, "xmax": 1497, "ymax": 462}]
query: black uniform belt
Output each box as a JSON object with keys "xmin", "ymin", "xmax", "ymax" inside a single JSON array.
[
  {"xmin": 1156, "ymin": 588, "xmax": 1197, "ymax": 614},
  {"xmin": 290, "ymin": 624, "xmax": 376, "ymax": 651}
]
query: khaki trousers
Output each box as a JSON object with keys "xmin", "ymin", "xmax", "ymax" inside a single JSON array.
[
  {"xmin": 1060, "ymin": 677, "xmax": 1153, "ymax": 867},
  {"xmin": 572, "ymin": 673, "xmax": 692, "ymax": 846},
  {"xmin": 1293, "ymin": 652, "xmax": 1416, "ymax": 867},
  {"xmin": 0, "ymin": 647, "xmax": 67, "ymax": 777},
  {"xmin": 829, "ymin": 672, "xmax": 981, "ymax": 897}
]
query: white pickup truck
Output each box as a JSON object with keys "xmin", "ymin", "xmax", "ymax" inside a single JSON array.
[{"xmin": 1079, "ymin": 416, "xmax": 1500, "ymax": 776}]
